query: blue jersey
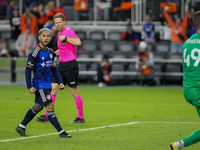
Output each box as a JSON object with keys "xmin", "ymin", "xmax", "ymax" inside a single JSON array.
[
  {"xmin": 25, "ymin": 45, "xmax": 62, "ymax": 91},
  {"xmin": 143, "ymin": 23, "xmax": 155, "ymax": 40}
]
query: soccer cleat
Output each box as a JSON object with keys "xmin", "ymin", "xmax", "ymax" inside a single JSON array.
[
  {"xmin": 70, "ymin": 117, "xmax": 85, "ymax": 123},
  {"xmin": 169, "ymin": 142, "xmax": 182, "ymax": 150},
  {"xmin": 59, "ymin": 131, "xmax": 72, "ymax": 138},
  {"xmin": 35, "ymin": 115, "xmax": 49, "ymax": 123},
  {"xmin": 15, "ymin": 126, "xmax": 28, "ymax": 136}
]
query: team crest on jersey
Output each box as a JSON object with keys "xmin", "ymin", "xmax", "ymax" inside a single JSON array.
[
  {"xmin": 49, "ymin": 53, "xmax": 53, "ymax": 59},
  {"xmin": 47, "ymin": 95, "xmax": 51, "ymax": 100},
  {"xmin": 62, "ymin": 41, "xmax": 65, "ymax": 47}
]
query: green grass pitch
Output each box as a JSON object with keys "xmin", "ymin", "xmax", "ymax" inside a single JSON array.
[{"xmin": 0, "ymin": 85, "xmax": 200, "ymax": 150}]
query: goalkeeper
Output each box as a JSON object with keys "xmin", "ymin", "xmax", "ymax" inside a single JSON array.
[{"xmin": 169, "ymin": 10, "xmax": 200, "ymax": 150}]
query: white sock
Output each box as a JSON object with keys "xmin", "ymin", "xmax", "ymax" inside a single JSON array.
[
  {"xmin": 179, "ymin": 140, "xmax": 185, "ymax": 148},
  {"xmin": 59, "ymin": 130, "xmax": 65, "ymax": 134},
  {"xmin": 19, "ymin": 124, "xmax": 26, "ymax": 128}
]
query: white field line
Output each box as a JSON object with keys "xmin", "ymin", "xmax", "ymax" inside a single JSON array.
[
  {"xmin": 0, "ymin": 122, "xmax": 139, "ymax": 143},
  {"xmin": 1, "ymin": 121, "xmax": 200, "ymax": 143},
  {"xmin": 141, "ymin": 121, "xmax": 200, "ymax": 124}
]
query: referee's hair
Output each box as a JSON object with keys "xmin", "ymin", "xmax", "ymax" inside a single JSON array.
[
  {"xmin": 53, "ymin": 13, "xmax": 65, "ymax": 21},
  {"xmin": 193, "ymin": 11, "xmax": 200, "ymax": 30},
  {"xmin": 38, "ymin": 28, "xmax": 52, "ymax": 36}
]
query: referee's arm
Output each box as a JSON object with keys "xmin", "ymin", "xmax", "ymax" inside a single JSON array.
[
  {"xmin": 59, "ymin": 35, "xmax": 81, "ymax": 46},
  {"xmin": 65, "ymin": 37, "xmax": 81, "ymax": 46}
]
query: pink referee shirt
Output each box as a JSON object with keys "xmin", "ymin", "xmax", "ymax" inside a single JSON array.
[{"xmin": 58, "ymin": 27, "xmax": 79, "ymax": 62}]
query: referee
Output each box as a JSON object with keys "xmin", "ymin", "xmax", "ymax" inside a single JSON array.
[{"xmin": 36, "ymin": 13, "xmax": 85, "ymax": 123}]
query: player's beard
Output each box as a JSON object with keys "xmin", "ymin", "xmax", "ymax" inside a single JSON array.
[{"xmin": 41, "ymin": 41, "xmax": 49, "ymax": 48}]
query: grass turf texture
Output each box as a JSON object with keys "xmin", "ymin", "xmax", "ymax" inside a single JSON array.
[{"xmin": 0, "ymin": 85, "xmax": 200, "ymax": 150}]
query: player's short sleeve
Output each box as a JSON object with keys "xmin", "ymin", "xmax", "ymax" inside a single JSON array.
[
  {"xmin": 26, "ymin": 51, "xmax": 39, "ymax": 69},
  {"xmin": 66, "ymin": 28, "xmax": 79, "ymax": 38}
]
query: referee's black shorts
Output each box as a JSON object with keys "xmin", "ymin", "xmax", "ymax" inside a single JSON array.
[{"xmin": 52, "ymin": 60, "xmax": 79, "ymax": 87}]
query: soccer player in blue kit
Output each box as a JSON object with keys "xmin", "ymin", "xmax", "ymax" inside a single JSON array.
[{"xmin": 15, "ymin": 28, "xmax": 71, "ymax": 138}]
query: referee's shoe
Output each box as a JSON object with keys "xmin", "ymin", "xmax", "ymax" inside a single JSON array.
[
  {"xmin": 35, "ymin": 115, "xmax": 49, "ymax": 123},
  {"xmin": 70, "ymin": 117, "xmax": 85, "ymax": 123}
]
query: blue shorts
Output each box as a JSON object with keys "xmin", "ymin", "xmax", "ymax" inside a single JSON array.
[{"xmin": 35, "ymin": 89, "xmax": 53, "ymax": 107}]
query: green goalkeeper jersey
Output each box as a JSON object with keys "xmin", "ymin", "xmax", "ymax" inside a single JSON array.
[{"xmin": 182, "ymin": 33, "xmax": 200, "ymax": 87}]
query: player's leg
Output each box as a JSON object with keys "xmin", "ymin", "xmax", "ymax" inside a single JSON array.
[
  {"xmin": 69, "ymin": 86, "xmax": 85, "ymax": 123},
  {"xmin": 181, "ymin": 86, "xmax": 200, "ymax": 147},
  {"xmin": 16, "ymin": 92, "xmax": 43, "ymax": 136},
  {"xmin": 43, "ymin": 83, "xmax": 59, "ymax": 118},
  {"xmin": 35, "ymin": 82, "xmax": 60, "ymax": 122},
  {"xmin": 169, "ymin": 127, "xmax": 200, "ymax": 150},
  {"xmin": 45, "ymin": 69, "xmax": 66, "ymax": 118},
  {"xmin": 45, "ymin": 102, "xmax": 60, "ymax": 129},
  {"xmin": 45, "ymin": 99, "xmax": 71, "ymax": 138},
  {"xmin": 169, "ymin": 85, "xmax": 200, "ymax": 149}
]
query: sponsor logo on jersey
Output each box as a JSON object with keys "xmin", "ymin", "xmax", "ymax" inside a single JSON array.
[
  {"xmin": 46, "ymin": 60, "xmax": 52, "ymax": 66},
  {"xmin": 42, "ymin": 57, "xmax": 45, "ymax": 60}
]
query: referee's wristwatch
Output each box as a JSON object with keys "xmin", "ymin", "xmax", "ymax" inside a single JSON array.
[{"xmin": 65, "ymin": 36, "xmax": 68, "ymax": 41}]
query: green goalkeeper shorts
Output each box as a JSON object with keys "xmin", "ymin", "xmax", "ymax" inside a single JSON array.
[{"xmin": 183, "ymin": 83, "xmax": 200, "ymax": 117}]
